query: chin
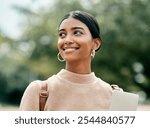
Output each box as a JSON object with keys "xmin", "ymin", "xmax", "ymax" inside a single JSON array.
[{"xmin": 64, "ymin": 57, "xmax": 78, "ymax": 62}]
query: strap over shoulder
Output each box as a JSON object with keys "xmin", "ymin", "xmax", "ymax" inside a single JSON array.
[{"xmin": 39, "ymin": 80, "xmax": 48, "ymax": 111}]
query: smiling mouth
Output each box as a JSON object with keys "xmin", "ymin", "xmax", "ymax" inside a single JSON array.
[{"xmin": 63, "ymin": 47, "xmax": 79, "ymax": 51}]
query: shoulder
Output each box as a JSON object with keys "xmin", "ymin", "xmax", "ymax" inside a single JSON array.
[
  {"xmin": 26, "ymin": 75, "xmax": 56, "ymax": 91},
  {"xmin": 96, "ymin": 77, "xmax": 123, "ymax": 91},
  {"xmin": 26, "ymin": 80, "xmax": 42, "ymax": 91},
  {"xmin": 22, "ymin": 80, "xmax": 43, "ymax": 98},
  {"xmin": 96, "ymin": 77, "xmax": 111, "ymax": 89},
  {"xmin": 19, "ymin": 80, "xmax": 43, "ymax": 110},
  {"xmin": 46, "ymin": 74, "xmax": 61, "ymax": 86}
]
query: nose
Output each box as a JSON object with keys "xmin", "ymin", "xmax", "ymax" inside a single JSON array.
[{"xmin": 64, "ymin": 34, "xmax": 73, "ymax": 44}]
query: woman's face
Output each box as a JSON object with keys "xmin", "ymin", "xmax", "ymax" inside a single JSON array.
[{"xmin": 57, "ymin": 17, "xmax": 96, "ymax": 62}]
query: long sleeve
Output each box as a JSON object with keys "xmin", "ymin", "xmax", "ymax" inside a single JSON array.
[{"xmin": 19, "ymin": 81, "xmax": 41, "ymax": 111}]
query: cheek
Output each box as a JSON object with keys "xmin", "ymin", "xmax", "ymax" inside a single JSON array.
[
  {"xmin": 57, "ymin": 39, "xmax": 63, "ymax": 50},
  {"xmin": 79, "ymin": 42, "xmax": 93, "ymax": 56},
  {"xmin": 80, "ymin": 38, "xmax": 93, "ymax": 49}
]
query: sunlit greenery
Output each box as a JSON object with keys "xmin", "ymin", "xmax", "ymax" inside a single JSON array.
[{"xmin": 0, "ymin": 0, "xmax": 150, "ymax": 105}]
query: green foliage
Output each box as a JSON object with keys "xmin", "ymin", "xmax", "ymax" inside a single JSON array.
[{"xmin": 0, "ymin": 0, "xmax": 150, "ymax": 105}]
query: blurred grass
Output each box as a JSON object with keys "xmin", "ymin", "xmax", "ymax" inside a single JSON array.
[{"xmin": 0, "ymin": 104, "xmax": 19, "ymax": 111}]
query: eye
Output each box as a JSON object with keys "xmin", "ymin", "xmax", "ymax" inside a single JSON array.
[
  {"xmin": 59, "ymin": 32, "xmax": 66, "ymax": 38},
  {"xmin": 74, "ymin": 30, "xmax": 83, "ymax": 36}
]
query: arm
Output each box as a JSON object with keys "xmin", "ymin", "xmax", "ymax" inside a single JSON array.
[{"xmin": 19, "ymin": 80, "xmax": 41, "ymax": 111}]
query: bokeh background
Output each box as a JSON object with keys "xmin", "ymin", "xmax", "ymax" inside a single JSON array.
[{"xmin": 0, "ymin": 0, "xmax": 150, "ymax": 110}]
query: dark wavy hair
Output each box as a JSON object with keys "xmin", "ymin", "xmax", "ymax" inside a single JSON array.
[{"xmin": 59, "ymin": 10, "xmax": 102, "ymax": 51}]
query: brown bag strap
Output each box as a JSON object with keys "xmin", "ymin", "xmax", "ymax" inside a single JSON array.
[{"xmin": 39, "ymin": 81, "xmax": 48, "ymax": 111}]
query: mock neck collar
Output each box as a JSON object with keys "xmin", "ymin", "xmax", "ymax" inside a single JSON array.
[{"xmin": 57, "ymin": 69, "xmax": 96, "ymax": 84}]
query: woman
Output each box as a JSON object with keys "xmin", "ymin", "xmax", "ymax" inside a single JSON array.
[{"xmin": 20, "ymin": 10, "xmax": 116, "ymax": 111}]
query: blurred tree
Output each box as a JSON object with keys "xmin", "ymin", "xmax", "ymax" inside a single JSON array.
[
  {"xmin": 0, "ymin": 31, "xmax": 33, "ymax": 104},
  {"xmin": 0, "ymin": 0, "xmax": 149, "ymax": 105},
  {"xmin": 92, "ymin": 0, "xmax": 150, "ymax": 97},
  {"xmin": 12, "ymin": 0, "xmax": 86, "ymax": 78}
]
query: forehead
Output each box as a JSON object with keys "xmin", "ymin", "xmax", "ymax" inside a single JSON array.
[{"xmin": 59, "ymin": 17, "xmax": 89, "ymax": 31}]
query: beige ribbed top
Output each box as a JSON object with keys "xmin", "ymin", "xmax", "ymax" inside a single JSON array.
[{"xmin": 20, "ymin": 69, "xmax": 112, "ymax": 111}]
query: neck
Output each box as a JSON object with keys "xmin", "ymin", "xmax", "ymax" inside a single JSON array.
[{"xmin": 65, "ymin": 60, "xmax": 91, "ymax": 74}]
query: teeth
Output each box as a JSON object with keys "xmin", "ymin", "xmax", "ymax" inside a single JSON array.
[{"xmin": 63, "ymin": 47, "xmax": 79, "ymax": 50}]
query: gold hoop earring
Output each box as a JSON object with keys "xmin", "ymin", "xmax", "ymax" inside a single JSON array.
[
  {"xmin": 57, "ymin": 52, "xmax": 65, "ymax": 62},
  {"xmin": 91, "ymin": 50, "xmax": 95, "ymax": 59}
]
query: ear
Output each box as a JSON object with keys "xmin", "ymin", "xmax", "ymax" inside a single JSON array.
[{"xmin": 92, "ymin": 38, "xmax": 101, "ymax": 51}]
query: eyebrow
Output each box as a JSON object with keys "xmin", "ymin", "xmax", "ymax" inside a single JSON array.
[{"xmin": 58, "ymin": 27, "xmax": 84, "ymax": 32}]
